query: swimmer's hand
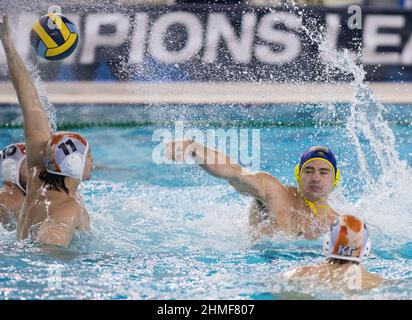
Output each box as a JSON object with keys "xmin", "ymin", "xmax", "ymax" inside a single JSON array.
[
  {"xmin": 0, "ymin": 15, "xmax": 10, "ymax": 40},
  {"xmin": 164, "ymin": 139, "xmax": 196, "ymax": 163}
]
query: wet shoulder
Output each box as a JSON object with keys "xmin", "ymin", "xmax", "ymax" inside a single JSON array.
[{"xmin": 60, "ymin": 197, "xmax": 90, "ymax": 231}]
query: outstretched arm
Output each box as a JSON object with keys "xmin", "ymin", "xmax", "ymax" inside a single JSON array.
[
  {"xmin": 0, "ymin": 15, "xmax": 51, "ymax": 168},
  {"xmin": 165, "ymin": 139, "xmax": 282, "ymax": 201}
]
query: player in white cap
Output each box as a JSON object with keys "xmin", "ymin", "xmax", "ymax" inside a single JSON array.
[
  {"xmin": 284, "ymin": 215, "xmax": 384, "ymax": 291},
  {"xmin": 0, "ymin": 143, "xmax": 27, "ymax": 230},
  {"xmin": 1, "ymin": 15, "xmax": 93, "ymax": 247}
]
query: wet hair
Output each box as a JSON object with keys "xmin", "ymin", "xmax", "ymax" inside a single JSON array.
[
  {"xmin": 39, "ymin": 170, "xmax": 69, "ymax": 194},
  {"xmin": 19, "ymin": 177, "xmax": 27, "ymax": 194},
  {"xmin": 329, "ymin": 258, "xmax": 359, "ymax": 265}
]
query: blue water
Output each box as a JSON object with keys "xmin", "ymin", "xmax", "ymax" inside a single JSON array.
[{"xmin": 0, "ymin": 104, "xmax": 411, "ymax": 299}]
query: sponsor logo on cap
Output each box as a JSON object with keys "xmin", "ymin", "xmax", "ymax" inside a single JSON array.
[{"xmin": 338, "ymin": 245, "xmax": 359, "ymax": 257}]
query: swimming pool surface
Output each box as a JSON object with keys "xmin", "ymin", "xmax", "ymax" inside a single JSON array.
[{"xmin": 0, "ymin": 104, "xmax": 411, "ymax": 300}]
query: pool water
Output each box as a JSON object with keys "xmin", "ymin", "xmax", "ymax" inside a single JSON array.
[{"xmin": 0, "ymin": 104, "xmax": 411, "ymax": 300}]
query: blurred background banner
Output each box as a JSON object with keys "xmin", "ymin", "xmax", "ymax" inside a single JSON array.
[{"xmin": 1, "ymin": 1, "xmax": 412, "ymax": 82}]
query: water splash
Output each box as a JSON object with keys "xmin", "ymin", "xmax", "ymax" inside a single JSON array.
[
  {"xmin": 297, "ymin": 11, "xmax": 412, "ymax": 244},
  {"xmin": 80, "ymin": 181, "xmax": 252, "ymax": 255},
  {"xmin": 28, "ymin": 62, "xmax": 57, "ymax": 134}
]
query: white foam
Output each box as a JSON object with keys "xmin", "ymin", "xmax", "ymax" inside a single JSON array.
[{"xmin": 299, "ymin": 17, "xmax": 412, "ymax": 247}]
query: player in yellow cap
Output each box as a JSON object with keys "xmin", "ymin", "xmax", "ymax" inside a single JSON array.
[{"xmin": 166, "ymin": 140, "xmax": 340, "ymax": 240}]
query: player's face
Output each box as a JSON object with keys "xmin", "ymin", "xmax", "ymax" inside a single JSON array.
[
  {"xmin": 300, "ymin": 160, "xmax": 334, "ymax": 202},
  {"xmin": 82, "ymin": 150, "xmax": 94, "ymax": 181}
]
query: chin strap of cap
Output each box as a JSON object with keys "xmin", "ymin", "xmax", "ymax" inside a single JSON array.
[{"xmin": 304, "ymin": 198, "xmax": 330, "ymax": 218}]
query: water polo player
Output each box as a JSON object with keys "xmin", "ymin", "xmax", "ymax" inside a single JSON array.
[
  {"xmin": 284, "ymin": 215, "xmax": 384, "ymax": 291},
  {"xmin": 0, "ymin": 143, "xmax": 27, "ymax": 231},
  {"xmin": 1, "ymin": 16, "xmax": 93, "ymax": 247},
  {"xmin": 166, "ymin": 140, "xmax": 339, "ymax": 240}
]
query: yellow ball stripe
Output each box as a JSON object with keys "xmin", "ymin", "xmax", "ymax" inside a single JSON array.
[
  {"xmin": 46, "ymin": 13, "xmax": 71, "ymax": 41},
  {"xmin": 33, "ymin": 20, "xmax": 58, "ymax": 48},
  {"xmin": 46, "ymin": 33, "xmax": 77, "ymax": 57}
]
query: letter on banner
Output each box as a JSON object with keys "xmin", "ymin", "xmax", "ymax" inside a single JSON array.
[
  {"xmin": 255, "ymin": 12, "xmax": 302, "ymax": 64},
  {"xmin": 129, "ymin": 13, "xmax": 149, "ymax": 64},
  {"xmin": 80, "ymin": 13, "xmax": 130, "ymax": 64},
  {"xmin": 202, "ymin": 13, "xmax": 256, "ymax": 63},
  {"xmin": 400, "ymin": 32, "xmax": 412, "ymax": 65},
  {"xmin": 149, "ymin": 12, "xmax": 203, "ymax": 64},
  {"xmin": 361, "ymin": 15, "xmax": 404, "ymax": 65},
  {"xmin": 319, "ymin": 14, "xmax": 340, "ymax": 64}
]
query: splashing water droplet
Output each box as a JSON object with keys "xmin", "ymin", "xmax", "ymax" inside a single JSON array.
[{"xmin": 297, "ymin": 13, "xmax": 412, "ymax": 243}]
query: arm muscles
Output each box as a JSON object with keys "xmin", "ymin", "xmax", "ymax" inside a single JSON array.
[
  {"xmin": 229, "ymin": 171, "xmax": 285, "ymax": 202},
  {"xmin": 168, "ymin": 139, "xmax": 286, "ymax": 201},
  {"xmin": 1, "ymin": 17, "xmax": 50, "ymax": 168}
]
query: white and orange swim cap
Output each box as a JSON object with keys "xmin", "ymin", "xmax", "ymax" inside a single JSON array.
[
  {"xmin": 44, "ymin": 132, "xmax": 89, "ymax": 180},
  {"xmin": 323, "ymin": 215, "xmax": 371, "ymax": 263},
  {"xmin": 0, "ymin": 143, "xmax": 27, "ymax": 192}
]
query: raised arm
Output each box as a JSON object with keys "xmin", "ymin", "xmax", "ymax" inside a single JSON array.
[
  {"xmin": 165, "ymin": 139, "xmax": 282, "ymax": 201},
  {"xmin": 0, "ymin": 15, "xmax": 51, "ymax": 168}
]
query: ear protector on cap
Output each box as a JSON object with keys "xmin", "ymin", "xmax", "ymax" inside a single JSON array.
[
  {"xmin": 1, "ymin": 158, "xmax": 18, "ymax": 182},
  {"xmin": 0, "ymin": 143, "xmax": 27, "ymax": 193},
  {"xmin": 65, "ymin": 153, "xmax": 84, "ymax": 177}
]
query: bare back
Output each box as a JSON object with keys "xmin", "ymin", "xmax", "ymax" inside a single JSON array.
[{"xmin": 17, "ymin": 166, "xmax": 90, "ymax": 246}]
